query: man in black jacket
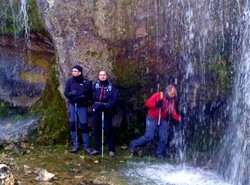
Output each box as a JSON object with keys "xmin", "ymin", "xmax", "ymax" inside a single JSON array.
[{"xmin": 64, "ymin": 65, "xmax": 92, "ymax": 154}]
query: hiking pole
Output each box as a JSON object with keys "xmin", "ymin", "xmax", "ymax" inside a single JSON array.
[
  {"xmin": 74, "ymin": 103, "xmax": 78, "ymax": 133},
  {"xmin": 101, "ymin": 110, "xmax": 104, "ymax": 159},
  {"xmin": 157, "ymin": 91, "xmax": 163, "ymax": 125},
  {"xmin": 158, "ymin": 108, "xmax": 161, "ymax": 125}
]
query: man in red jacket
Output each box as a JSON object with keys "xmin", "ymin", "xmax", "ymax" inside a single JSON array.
[{"xmin": 129, "ymin": 85, "xmax": 182, "ymax": 159}]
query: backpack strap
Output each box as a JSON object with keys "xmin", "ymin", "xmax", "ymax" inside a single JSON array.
[
  {"xmin": 94, "ymin": 81, "xmax": 112, "ymax": 92},
  {"xmin": 107, "ymin": 82, "xmax": 112, "ymax": 92},
  {"xmin": 160, "ymin": 91, "xmax": 163, "ymax": 99}
]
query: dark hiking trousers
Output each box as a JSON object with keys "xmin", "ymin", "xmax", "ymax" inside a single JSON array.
[
  {"xmin": 93, "ymin": 109, "xmax": 115, "ymax": 152},
  {"xmin": 130, "ymin": 115, "xmax": 168, "ymax": 158},
  {"xmin": 68, "ymin": 103, "xmax": 90, "ymax": 150}
]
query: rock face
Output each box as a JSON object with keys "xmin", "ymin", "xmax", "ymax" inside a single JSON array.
[
  {"xmin": 36, "ymin": 0, "xmax": 170, "ymax": 91},
  {"xmin": 0, "ymin": 0, "xmax": 246, "ymax": 152},
  {"xmin": 35, "ymin": 0, "xmax": 242, "ymax": 127},
  {"xmin": 0, "ymin": 34, "xmax": 53, "ymax": 107},
  {"xmin": 36, "ymin": 0, "xmax": 112, "ymax": 90},
  {"xmin": 35, "ymin": 0, "xmax": 241, "ymax": 98}
]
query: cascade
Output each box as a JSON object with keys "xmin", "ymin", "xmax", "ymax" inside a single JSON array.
[
  {"xmin": 0, "ymin": 0, "xmax": 43, "ymax": 142},
  {"xmin": 1, "ymin": 0, "xmax": 250, "ymax": 183},
  {"xmin": 1, "ymin": 0, "xmax": 30, "ymax": 41},
  {"xmin": 123, "ymin": 0, "xmax": 243, "ymax": 184},
  {"xmin": 217, "ymin": 2, "xmax": 250, "ymax": 184}
]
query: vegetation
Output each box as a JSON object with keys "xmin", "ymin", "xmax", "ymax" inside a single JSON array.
[
  {"xmin": 30, "ymin": 56, "xmax": 69, "ymax": 145},
  {"xmin": 0, "ymin": 100, "xmax": 28, "ymax": 118},
  {"xmin": 0, "ymin": 0, "xmax": 47, "ymax": 35},
  {"xmin": 27, "ymin": 0, "xmax": 45, "ymax": 33},
  {"xmin": 113, "ymin": 60, "xmax": 142, "ymax": 88}
]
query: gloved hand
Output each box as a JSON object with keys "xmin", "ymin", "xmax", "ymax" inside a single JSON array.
[
  {"xmin": 101, "ymin": 103, "xmax": 109, "ymax": 109},
  {"xmin": 93, "ymin": 103, "xmax": 101, "ymax": 112},
  {"xmin": 73, "ymin": 95, "xmax": 85, "ymax": 102},
  {"xmin": 155, "ymin": 99, "xmax": 163, "ymax": 107},
  {"xmin": 69, "ymin": 90, "xmax": 78, "ymax": 97},
  {"xmin": 179, "ymin": 119, "xmax": 186, "ymax": 127}
]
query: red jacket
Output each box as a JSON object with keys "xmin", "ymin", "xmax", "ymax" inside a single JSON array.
[{"xmin": 146, "ymin": 92, "xmax": 181, "ymax": 122}]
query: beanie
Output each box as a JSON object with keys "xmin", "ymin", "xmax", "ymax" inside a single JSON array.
[{"xmin": 72, "ymin": 65, "xmax": 83, "ymax": 73}]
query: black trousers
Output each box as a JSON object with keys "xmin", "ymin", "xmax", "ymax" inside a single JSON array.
[{"xmin": 93, "ymin": 109, "xmax": 115, "ymax": 152}]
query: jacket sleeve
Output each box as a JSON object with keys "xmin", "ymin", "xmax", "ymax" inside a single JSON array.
[
  {"xmin": 64, "ymin": 79, "xmax": 71, "ymax": 99},
  {"xmin": 107, "ymin": 84, "xmax": 117, "ymax": 108},
  {"xmin": 145, "ymin": 92, "xmax": 159, "ymax": 108},
  {"xmin": 170, "ymin": 101, "xmax": 181, "ymax": 122}
]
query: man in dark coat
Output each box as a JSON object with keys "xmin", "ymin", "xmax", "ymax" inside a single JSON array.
[{"xmin": 64, "ymin": 65, "xmax": 92, "ymax": 154}]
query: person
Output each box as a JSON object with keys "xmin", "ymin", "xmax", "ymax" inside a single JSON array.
[
  {"xmin": 129, "ymin": 84, "xmax": 182, "ymax": 159},
  {"xmin": 89, "ymin": 70, "xmax": 117, "ymax": 157},
  {"xmin": 64, "ymin": 65, "xmax": 92, "ymax": 154}
]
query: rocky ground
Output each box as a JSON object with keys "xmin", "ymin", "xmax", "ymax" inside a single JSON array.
[{"xmin": 0, "ymin": 144, "xmax": 162, "ymax": 185}]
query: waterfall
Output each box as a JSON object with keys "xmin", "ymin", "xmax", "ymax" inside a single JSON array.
[
  {"xmin": 217, "ymin": 2, "xmax": 250, "ymax": 184},
  {"xmin": 1, "ymin": 0, "xmax": 30, "ymax": 41},
  {"xmin": 0, "ymin": 0, "xmax": 40, "ymax": 142},
  {"xmin": 123, "ymin": 0, "xmax": 244, "ymax": 184},
  {"xmin": 153, "ymin": 0, "xmax": 241, "ymax": 164}
]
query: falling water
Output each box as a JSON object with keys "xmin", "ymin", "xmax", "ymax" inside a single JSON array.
[
  {"xmin": 1, "ymin": 0, "xmax": 30, "ymax": 40},
  {"xmin": 124, "ymin": 0, "xmax": 244, "ymax": 184},
  {"xmin": 217, "ymin": 2, "xmax": 250, "ymax": 184},
  {"xmin": 159, "ymin": 0, "xmax": 235, "ymax": 163},
  {"xmin": 0, "ymin": 0, "xmax": 38, "ymax": 142},
  {"xmin": 19, "ymin": 0, "xmax": 30, "ymax": 40},
  {"xmin": 123, "ymin": 162, "xmax": 232, "ymax": 185},
  {"xmin": 0, "ymin": 118, "xmax": 39, "ymax": 142}
]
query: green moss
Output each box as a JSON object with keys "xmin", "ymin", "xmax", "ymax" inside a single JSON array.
[
  {"xmin": 0, "ymin": 100, "xmax": 12, "ymax": 118},
  {"xmin": 0, "ymin": 100, "xmax": 28, "ymax": 118},
  {"xmin": 20, "ymin": 53, "xmax": 50, "ymax": 84},
  {"xmin": 20, "ymin": 72, "xmax": 47, "ymax": 83},
  {"xmin": 27, "ymin": 0, "xmax": 46, "ymax": 33},
  {"xmin": 0, "ymin": 0, "xmax": 47, "ymax": 35},
  {"xmin": 113, "ymin": 60, "xmax": 142, "ymax": 88},
  {"xmin": 30, "ymin": 56, "xmax": 69, "ymax": 145},
  {"xmin": 210, "ymin": 59, "xmax": 229, "ymax": 92},
  {"xmin": 85, "ymin": 50, "xmax": 103, "ymax": 58},
  {"xmin": 0, "ymin": 7, "xmax": 16, "ymax": 35},
  {"xmin": 22, "ymin": 53, "xmax": 50, "ymax": 72}
]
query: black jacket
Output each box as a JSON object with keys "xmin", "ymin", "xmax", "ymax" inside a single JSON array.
[{"xmin": 64, "ymin": 75, "xmax": 92, "ymax": 107}]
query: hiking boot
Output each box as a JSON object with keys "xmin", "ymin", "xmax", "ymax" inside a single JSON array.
[
  {"xmin": 84, "ymin": 148, "xmax": 92, "ymax": 155},
  {"xmin": 137, "ymin": 149, "xmax": 143, "ymax": 157},
  {"xmin": 89, "ymin": 150, "xmax": 101, "ymax": 156},
  {"xmin": 70, "ymin": 148, "xmax": 78, "ymax": 153},
  {"xmin": 126, "ymin": 153, "xmax": 134, "ymax": 158},
  {"xmin": 109, "ymin": 151, "xmax": 115, "ymax": 157}
]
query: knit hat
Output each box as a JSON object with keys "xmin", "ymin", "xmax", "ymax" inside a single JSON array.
[{"xmin": 72, "ymin": 65, "xmax": 83, "ymax": 73}]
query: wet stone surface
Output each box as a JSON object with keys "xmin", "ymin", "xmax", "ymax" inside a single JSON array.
[{"xmin": 0, "ymin": 145, "xmax": 132, "ymax": 185}]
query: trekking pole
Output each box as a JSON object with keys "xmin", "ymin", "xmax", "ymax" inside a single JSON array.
[
  {"xmin": 157, "ymin": 91, "xmax": 163, "ymax": 125},
  {"xmin": 74, "ymin": 103, "xmax": 78, "ymax": 132},
  {"xmin": 101, "ymin": 110, "xmax": 104, "ymax": 159}
]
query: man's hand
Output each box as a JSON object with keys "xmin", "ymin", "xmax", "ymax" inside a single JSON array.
[
  {"xmin": 73, "ymin": 95, "xmax": 85, "ymax": 102},
  {"xmin": 93, "ymin": 103, "xmax": 101, "ymax": 112},
  {"xmin": 102, "ymin": 103, "xmax": 109, "ymax": 109},
  {"xmin": 69, "ymin": 90, "xmax": 78, "ymax": 97},
  {"xmin": 179, "ymin": 119, "xmax": 186, "ymax": 127},
  {"xmin": 155, "ymin": 99, "xmax": 163, "ymax": 107}
]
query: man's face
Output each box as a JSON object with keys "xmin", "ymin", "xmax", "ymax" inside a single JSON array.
[
  {"xmin": 167, "ymin": 89, "xmax": 176, "ymax": 98},
  {"xmin": 72, "ymin": 68, "xmax": 81, "ymax": 77},
  {"xmin": 98, "ymin": 71, "xmax": 108, "ymax": 81}
]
